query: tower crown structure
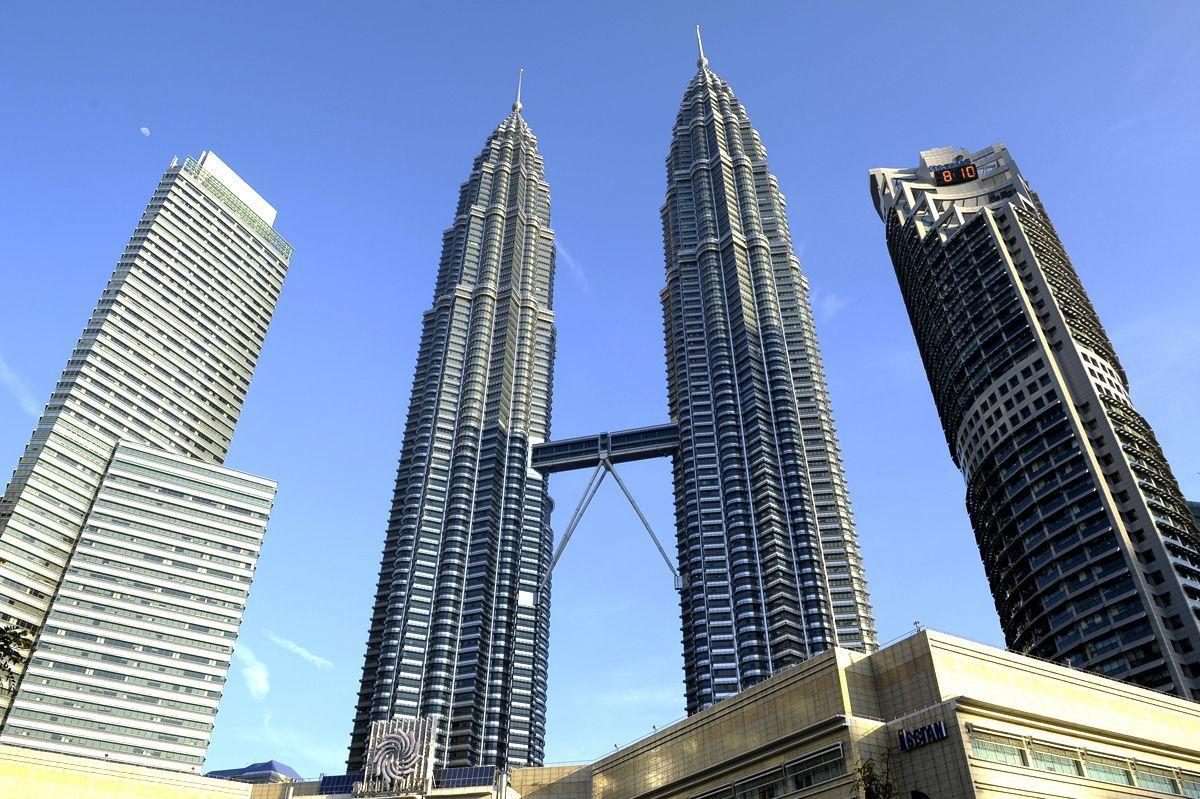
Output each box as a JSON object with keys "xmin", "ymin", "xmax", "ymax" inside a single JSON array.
[
  {"xmin": 661, "ymin": 43, "xmax": 876, "ymax": 713},
  {"xmin": 351, "ymin": 90, "xmax": 557, "ymax": 771}
]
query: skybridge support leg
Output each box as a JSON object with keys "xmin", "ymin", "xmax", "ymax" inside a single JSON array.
[
  {"xmin": 526, "ymin": 457, "xmax": 683, "ymax": 608},
  {"xmin": 603, "ymin": 458, "xmax": 682, "ymax": 591},
  {"xmin": 530, "ymin": 462, "xmax": 605, "ymax": 605}
]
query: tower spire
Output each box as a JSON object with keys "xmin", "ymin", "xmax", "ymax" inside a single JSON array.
[
  {"xmin": 695, "ymin": 25, "xmax": 708, "ymax": 69},
  {"xmin": 513, "ymin": 68, "xmax": 524, "ymax": 113}
]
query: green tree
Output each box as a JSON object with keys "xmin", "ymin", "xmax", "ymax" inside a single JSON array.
[
  {"xmin": 854, "ymin": 752, "xmax": 899, "ymax": 799},
  {"xmin": 0, "ymin": 623, "xmax": 34, "ymax": 692}
]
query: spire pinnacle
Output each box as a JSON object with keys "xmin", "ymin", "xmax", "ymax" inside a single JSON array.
[
  {"xmin": 695, "ymin": 25, "xmax": 708, "ymax": 69},
  {"xmin": 513, "ymin": 68, "xmax": 524, "ymax": 113}
]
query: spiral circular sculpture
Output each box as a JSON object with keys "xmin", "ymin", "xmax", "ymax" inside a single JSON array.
[{"xmin": 371, "ymin": 729, "xmax": 422, "ymax": 785}]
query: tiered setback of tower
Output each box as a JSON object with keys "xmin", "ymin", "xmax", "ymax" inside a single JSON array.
[
  {"xmin": 352, "ymin": 51, "xmax": 880, "ymax": 771},
  {"xmin": 870, "ymin": 144, "xmax": 1200, "ymax": 698},
  {"xmin": 0, "ymin": 151, "xmax": 289, "ymax": 771},
  {"xmin": 350, "ymin": 103, "xmax": 557, "ymax": 770},
  {"xmin": 5, "ymin": 50, "xmax": 1198, "ymax": 795},
  {"xmin": 661, "ymin": 56, "xmax": 876, "ymax": 713}
]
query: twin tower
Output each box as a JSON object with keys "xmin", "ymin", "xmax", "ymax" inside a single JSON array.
[{"xmin": 348, "ymin": 43, "xmax": 875, "ymax": 770}]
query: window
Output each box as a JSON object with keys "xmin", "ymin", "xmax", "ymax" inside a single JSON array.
[
  {"xmin": 691, "ymin": 746, "xmax": 846, "ymax": 799},
  {"xmin": 786, "ymin": 746, "xmax": 846, "ymax": 789},
  {"xmin": 1031, "ymin": 743, "xmax": 1083, "ymax": 776},
  {"xmin": 734, "ymin": 769, "xmax": 784, "ymax": 799},
  {"xmin": 970, "ymin": 731, "xmax": 1027, "ymax": 766},
  {"xmin": 1137, "ymin": 765, "xmax": 1180, "ymax": 794},
  {"xmin": 1084, "ymin": 755, "xmax": 1134, "ymax": 786}
]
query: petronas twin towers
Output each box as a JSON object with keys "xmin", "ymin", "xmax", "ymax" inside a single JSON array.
[
  {"xmin": 350, "ymin": 39, "xmax": 874, "ymax": 770},
  {"xmin": 665, "ymin": 51, "xmax": 875, "ymax": 712},
  {"xmin": 350, "ymin": 89, "xmax": 557, "ymax": 770}
]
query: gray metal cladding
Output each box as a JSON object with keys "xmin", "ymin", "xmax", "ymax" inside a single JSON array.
[
  {"xmin": 662, "ymin": 63, "xmax": 876, "ymax": 716},
  {"xmin": 351, "ymin": 107, "xmax": 556, "ymax": 770}
]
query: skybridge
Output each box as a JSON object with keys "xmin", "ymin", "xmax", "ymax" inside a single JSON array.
[
  {"xmin": 523, "ymin": 423, "xmax": 681, "ymax": 606},
  {"xmin": 530, "ymin": 422, "xmax": 680, "ymax": 473}
]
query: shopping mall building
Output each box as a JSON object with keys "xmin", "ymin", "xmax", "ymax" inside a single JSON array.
[{"xmin": 5, "ymin": 629, "xmax": 1200, "ymax": 799}]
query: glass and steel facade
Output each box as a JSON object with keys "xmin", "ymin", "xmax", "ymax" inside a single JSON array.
[
  {"xmin": 869, "ymin": 145, "xmax": 1200, "ymax": 697},
  {"xmin": 349, "ymin": 102, "xmax": 556, "ymax": 770},
  {"xmin": 661, "ymin": 55, "xmax": 876, "ymax": 715},
  {"xmin": 0, "ymin": 151, "xmax": 288, "ymax": 770}
]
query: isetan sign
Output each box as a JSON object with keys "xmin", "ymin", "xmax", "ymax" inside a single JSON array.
[{"xmin": 898, "ymin": 720, "xmax": 948, "ymax": 752}]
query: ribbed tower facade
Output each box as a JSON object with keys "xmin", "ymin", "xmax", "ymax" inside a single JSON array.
[
  {"xmin": 350, "ymin": 97, "xmax": 556, "ymax": 770},
  {"xmin": 0, "ymin": 151, "xmax": 288, "ymax": 770},
  {"xmin": 870, "ymin": 145, "xmax": 1200, "ymax": 698},
  {"xmin": 661, "ymin": 46, "xmax": 876, "ymax": 715}
]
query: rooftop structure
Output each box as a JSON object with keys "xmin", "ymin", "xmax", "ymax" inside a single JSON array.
[{"xmin": 206, "ymin": 760, "xmax": 303, "ymax": 784}]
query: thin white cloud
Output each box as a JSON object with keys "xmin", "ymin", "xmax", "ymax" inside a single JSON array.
[
  {"xmin": 0, "ymin": 353, "xmax": 41, "ymax": 417},
  {"xmin": 139, "ymin": 126, "xmax": 151, "ymax": 137},
  {"xmin": 818, "ymin": 292, "xmax": 849, "ymax": 320},
  {"xmin": 235, "ymin": 711, "xmax": 342, "ymax": 777},
  {"xmin": 810, "ymin": 288, "xmax": 849, "ymax": 321},
  {"xmin": 556, "ymin": 240, "xmax": 590, "ymax": 293},
  {"xmin": 594, "ymin": 685, "xmax": 680, "ymax": 709},
  {"xmin": 237, "ymin": 644, "xmax": 270, "ymax": 699},
  {"xmin": 265, "ymin": 631, "xmax": 333, "ymax": 670}
]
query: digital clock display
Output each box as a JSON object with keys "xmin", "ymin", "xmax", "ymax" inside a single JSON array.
[{"xmin": 932, "ymin": 162, "xmax": 979, "ymax": 186}]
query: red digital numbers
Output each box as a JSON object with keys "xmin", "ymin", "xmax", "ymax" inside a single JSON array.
[{"xmin": 934, "ymin": 163, "xmax": 979, "ymax": 186}]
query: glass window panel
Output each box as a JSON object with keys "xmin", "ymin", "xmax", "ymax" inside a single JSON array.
[
  {"xmin": 786, "ymin": 747, "xmax": 846, "ymax": 790},
  {"xmin": 1031, "ymin": 744, "xmax": 1083, "ymax": 776},
  {"xmin": 1084, "ymin": 755, "xmax": 1134, "ymax": 786},
  {"xmin": 735, "ymin": 769, "xmax": 784, "ymax": 799},
  {"xmin": 971, "ymin": 731, "xmax": 1027, "ymax": 767},
  {"xmin": 1137, "ymin": 766, "xmax": 1180, "ymax": 794}
]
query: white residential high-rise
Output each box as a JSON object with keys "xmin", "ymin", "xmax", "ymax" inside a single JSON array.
[{"xmin": 0, "ymin": 151, "xmax": 290, "ymax": 771}]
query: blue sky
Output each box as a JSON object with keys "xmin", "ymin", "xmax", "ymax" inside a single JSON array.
[{"xmin": 2, "ymin": 0, "xmax": 1199, "ymax": 779}]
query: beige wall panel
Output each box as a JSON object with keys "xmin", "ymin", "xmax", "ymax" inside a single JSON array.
[{"xmin": 0, "ymin": 743, "xmax": 250, "ymax": 799}]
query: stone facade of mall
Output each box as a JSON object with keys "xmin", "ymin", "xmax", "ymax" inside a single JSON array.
[
  {"xmin": 522, "ymin": 630, "xmax": 1200, "ymax": 799},
  {"xmin": 16, "ymin": 629, "xmax": 1196, "ymax": 798}
]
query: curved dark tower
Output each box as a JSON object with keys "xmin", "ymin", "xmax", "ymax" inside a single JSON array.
[
  {"xmin": 662, "ymin": 32, "xmax": 876, "ymax": 714},
  {"xmin": 870, "ymin": 145, "xmax": 1200, "ymax": 697},
  {"xmin": 350, "ymin": 80, "xmax": 556, "ymax": 770}
]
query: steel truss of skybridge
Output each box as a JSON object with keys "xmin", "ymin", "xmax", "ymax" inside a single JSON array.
[{"xmin": 525, "ymin": 422, "xmax": 682, "ymax": 604}]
